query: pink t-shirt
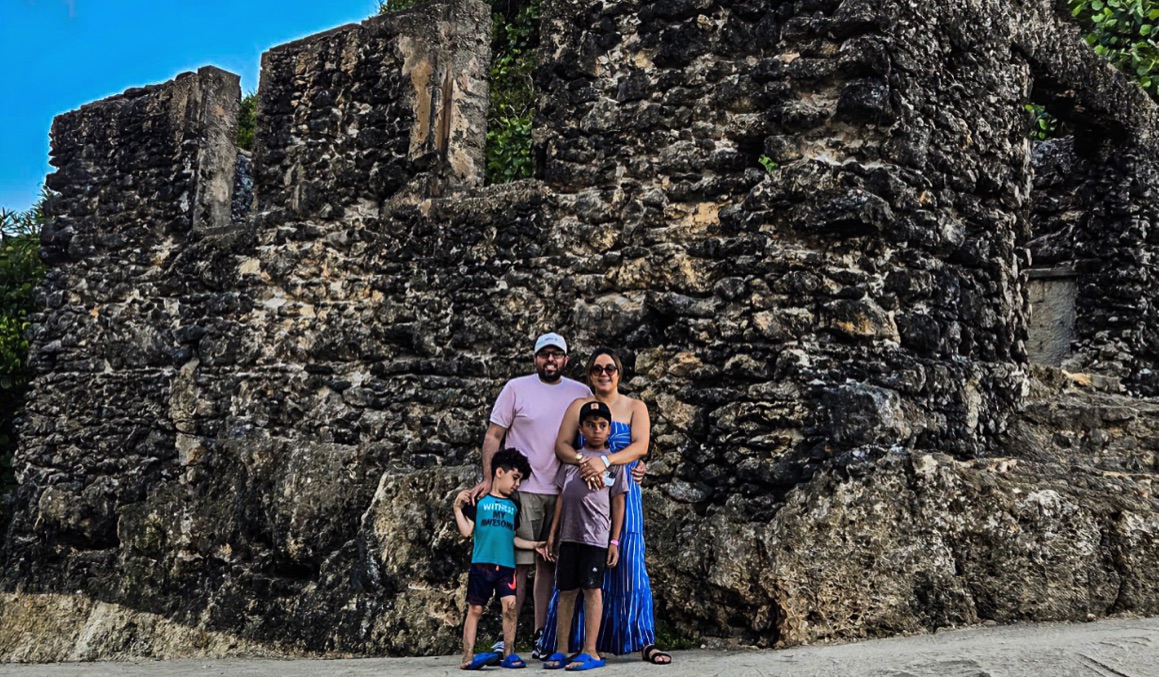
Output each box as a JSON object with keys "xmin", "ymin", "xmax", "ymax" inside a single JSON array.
[{"xmin": 489, "ymin": 374, "xmax": 592, "ymax": 495}]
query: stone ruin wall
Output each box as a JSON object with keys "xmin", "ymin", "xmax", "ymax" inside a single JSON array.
[
  {"xmin": 1030, "ymin": 138, "xmax": 1159, "ymax": 391},
  {"xmin": 2, "ymin": 0, "xmax": 1159, "ymax": 661},
  {"xmin": 1020, "ymin": 0, "xmax": 1159, "ymax": 392}
]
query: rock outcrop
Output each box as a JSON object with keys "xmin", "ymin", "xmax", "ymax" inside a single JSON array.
[{"xmin": 1, "ymin": 0, "xmax": 1158, "ymax": 661}]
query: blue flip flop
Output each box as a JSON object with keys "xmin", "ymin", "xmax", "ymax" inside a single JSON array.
[
  {"xmin": 564, "ymin": 653, "xmax": 605, "ymax": 671},
  {"xmin": 501, "ymin": 654, "xmax": 527, "ymax": 669},
  {"xmin": 542, "ymin": 652, "xmax": 568, "ymax": 669},
  {"xmin": 465, "ymin": 652, "xmax": 500, "ymax": 670}
]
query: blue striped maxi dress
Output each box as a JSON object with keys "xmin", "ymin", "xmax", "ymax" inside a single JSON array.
[{"xmin": 538, "ymin": 420, "xmax": 657, "ymax": 656}]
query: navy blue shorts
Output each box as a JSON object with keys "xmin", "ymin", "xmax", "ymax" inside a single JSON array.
[
  {"xmin": 554, "ymin": 542, "xmax": 607, "ymax": 591},
  {"xmin": 466, "ymin": 563, "xmax": 517, "ymax": 607}
]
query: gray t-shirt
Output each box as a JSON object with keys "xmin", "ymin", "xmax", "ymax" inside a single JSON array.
[{"xmin": 554, "ymin": 448, "xmax": 629, "ymax": 548}]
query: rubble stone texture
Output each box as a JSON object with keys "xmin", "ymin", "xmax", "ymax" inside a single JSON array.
[{"xmin": 1, "ymin": 0, "xmax": 1158, "ymax": 661}]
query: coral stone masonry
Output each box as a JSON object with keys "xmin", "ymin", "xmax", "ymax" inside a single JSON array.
[{"xmin": 2, "ymin": 0, "xmax": 1158, "ymax": 661}]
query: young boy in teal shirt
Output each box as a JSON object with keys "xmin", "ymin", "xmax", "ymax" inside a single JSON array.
[{"xmin": 455, "ymin": 448, "xmax": 548, "ymax": 670}]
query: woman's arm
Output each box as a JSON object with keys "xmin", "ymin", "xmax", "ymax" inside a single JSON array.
[
  {"xmin": 580, "ymin": 399, "xmax": 651, "ymax": 484},
  {"xmin": 606, "ymin": 398, "xmax": 650, "ymax": 465},
  {"xmin": 553, "ymin": 398, "xmax": 588, "ymax": 465}
]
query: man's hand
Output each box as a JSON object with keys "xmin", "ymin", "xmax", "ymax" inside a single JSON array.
[
  {"xmin": 631, "ymin": 460, "xmax": 647, "ymax": 484},
  {"xmin": 607, "ymin": 543, "xmax": 619, "ymax": 568},
  {"xmin": 468, "ymin": 480, "xmax": 490, "ymax": 503}
]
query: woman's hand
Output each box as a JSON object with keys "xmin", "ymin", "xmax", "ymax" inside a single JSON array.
[
  {"xmin": 579, "ymin": 457, "xmax": 604, "ymax": 490},
  {"xmin": 631, "ymin": 460, "xmax": 646, "ymax": 485}
]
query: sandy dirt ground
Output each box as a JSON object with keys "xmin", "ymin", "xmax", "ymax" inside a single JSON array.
[{"xmin": 0, "ymin": 616, "xmax": 1155, "ymax": 677}]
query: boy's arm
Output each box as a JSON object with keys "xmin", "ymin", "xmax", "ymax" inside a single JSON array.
[
  {"xmin": 453, "ymin": 490, "xmax": 475, "ymax": 538},
  {"xmin": 608, "ymin": 493, "xmax": 625, "ymax": 567},
  {"xmin": 544, "ymin": 492, "xmax": 564, "ymax": 562},
  {"xmin": 609, "ymin": 492, "xmax": 625, "ymax": 543},
  {"xmin": 510, "ymin": 505, "xmax": 534, "ymax": 550}
]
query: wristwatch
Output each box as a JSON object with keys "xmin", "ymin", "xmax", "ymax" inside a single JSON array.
[{"xmin": 600, "ymin": 455, "xmax": 611, "ymax": 468}]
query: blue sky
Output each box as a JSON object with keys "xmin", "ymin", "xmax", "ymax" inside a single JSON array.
[{"xmin": 1, "ymin": 0, "xmax": 381, "ymax": 213}]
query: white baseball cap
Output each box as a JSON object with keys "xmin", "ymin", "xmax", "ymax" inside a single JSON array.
[{"xmin": 534, "ymin": 332, "xmax": 568, "ymax": 354}]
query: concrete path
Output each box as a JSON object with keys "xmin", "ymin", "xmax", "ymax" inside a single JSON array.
[{"xmin": 1, "ymin": 616, "xmax": 1156, "ymax": 677}]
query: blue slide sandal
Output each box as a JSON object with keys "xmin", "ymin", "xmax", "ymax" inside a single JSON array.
[
  {"xmin": 465, "ymin": 652, "xmax": 500, "ymax": 670},
  {"xmin": 564, "ymin": 653, "xmax": 605, "ymax": 671},
  {"xmin": 542, "ymin": 652, "xmax": 568, "ymax": 669},
  {"xmin": 501, "ymin": 654, "xmax": 527, "ymax": 668}
]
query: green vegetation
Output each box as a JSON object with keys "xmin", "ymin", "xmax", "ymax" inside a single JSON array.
[
  {"xmin": 377, "ymin": 0, "xmax": 423, "ymax": 13},
  {"xmin": 1028, "ymin": 1, "xmax": 1159, "ymax": 140},
  {"xmin": 1038, "ymin": 0, "xmax": 1159, "ymax": 140},
  {"xmin": 1071, "ymin": 0, "xmax": 1159, "ymax": 96},
  {"xmin": 1025, "ymin": 103, "xmax": 1061, "ymax": 141},
  {"xmin": 653, "ymin": 619, "xmax": 700, "ymax": 651},
  {"xmin": 237, "ymin": 91, "xmax": 258, "ymax": 152},
  {"xmin": 377, "ymin": 0, "xmax": 540, "ymax": 183},
  {"xmin": 758, "ymin": 155, "xmax": 779, "ymax": 174},
  {"xmin": 0, "ymin": 196, "xmax": 48, "ymax": 495},
  {"xmin": 485, "ymin": 0, "xmax": 540, "ymax": 184}
]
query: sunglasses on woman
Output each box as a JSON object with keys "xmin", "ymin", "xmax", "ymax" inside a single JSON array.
[{"xmin": 589, "ymin": 364, "xmax": 618, "ymax": 376}]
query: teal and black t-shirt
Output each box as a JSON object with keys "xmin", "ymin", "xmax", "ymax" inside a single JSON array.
[{"xmin": 463, "ymin": 494, "xmax": 521, "ymax": 568}]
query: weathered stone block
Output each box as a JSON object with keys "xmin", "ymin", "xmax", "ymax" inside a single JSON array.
[{"xmin": 253, "ymin": 0, "xmax": 490, "ymax": 221}]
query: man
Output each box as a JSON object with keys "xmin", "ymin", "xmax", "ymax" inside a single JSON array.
[{"xmin": 471, "ymin": 332, "xmax": 592, "ymax": 659}]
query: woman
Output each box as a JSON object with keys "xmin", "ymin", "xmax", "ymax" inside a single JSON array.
[{"xmin": 538, "ymin": 347, "xmax": 672, "ymax": 666}]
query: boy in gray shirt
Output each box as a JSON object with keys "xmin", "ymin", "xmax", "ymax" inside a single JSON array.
[{"xmin": 543, "ymin": 400, "xmax": 628, "ymax": 671}]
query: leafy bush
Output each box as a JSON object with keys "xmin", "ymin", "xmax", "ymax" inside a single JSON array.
[
  {"xmin": 0, "ymin": 197, "xmax": 47, "ymax": 495},
  {"xmin": 485, "ymin": 0, "xmax": 540, "ymax": 184},
  {"xmin": 1028, "ymin": 1, "xmax": 1159, "ymax": 140},
  {"xmin": 376, "ymin": 0, "xmax": 540, "ymax": 183},
  {"xmin": 1071, "ymin": 0, "xmax": 1159, "ymax": 95},
  {"xmin": 487, "ymin": 111, "xmax": 534, "ymax": 182},
  {"xmin": 1025, "ymin": 103, "xmax": 1062, "ymax": 141},
  {"xmin": 237, "ymin": 91, "xmax": 257, "ymax": 152}
]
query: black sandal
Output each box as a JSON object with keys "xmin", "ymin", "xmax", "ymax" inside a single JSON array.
[{"xmin": 642, "ymin": 644, "xmax": 671, "ymax": 665}]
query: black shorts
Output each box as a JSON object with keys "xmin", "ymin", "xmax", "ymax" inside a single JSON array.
[
  {"xmin": 466, "ymin": 563, "xmax": 517, "ymax": 606},
  {"xmin": 555, "ymin": 542, "xmax": 607, "ymax": 591}
]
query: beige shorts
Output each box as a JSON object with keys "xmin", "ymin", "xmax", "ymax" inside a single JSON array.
[{"xmin": 515, "ymin": 491, "xmax": 557, "ymax": 566}]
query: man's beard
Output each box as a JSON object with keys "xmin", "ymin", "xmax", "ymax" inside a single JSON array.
[{"xmin": 536, "ymin": 364, "xmax": 562, "ymax": 383}]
